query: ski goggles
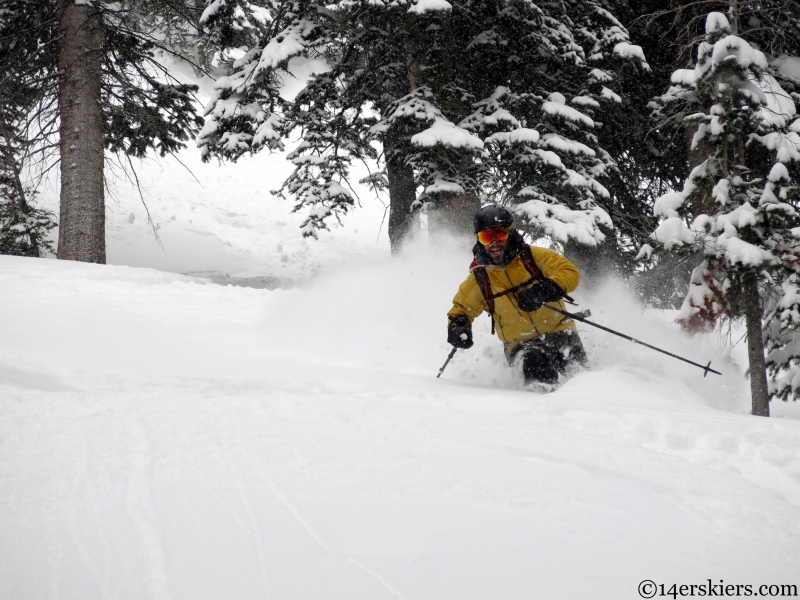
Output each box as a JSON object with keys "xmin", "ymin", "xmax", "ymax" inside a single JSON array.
[{"xmin": 477, "ymin": 227, "xmax": 510, "ymax": 245}]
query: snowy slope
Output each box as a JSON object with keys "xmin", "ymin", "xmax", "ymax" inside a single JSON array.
[
  {"xmin": 1, "ymin": 247, "xmax": 799, "ymax": 600},
  {"xmin": 9, "ymin": 56, "xmax": 800, "ymax": 595}
]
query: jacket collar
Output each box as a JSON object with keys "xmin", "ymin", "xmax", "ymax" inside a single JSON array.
[{"xmin": 472, "ymin": 230, "xmax": 525, "ymax": 267}]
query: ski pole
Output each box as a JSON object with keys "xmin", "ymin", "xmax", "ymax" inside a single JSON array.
[
  {"xmin": 437, "ymin": 347, "xmax": 458, "ymax": 378},
  {"xmin": 543, "ymin": 304, "xmax": 722, "ymax": 377}
]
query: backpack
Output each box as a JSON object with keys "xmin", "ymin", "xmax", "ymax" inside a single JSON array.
[{"xmin": 470, "ymin": 244, "xmax": 574, "ymax": 334}]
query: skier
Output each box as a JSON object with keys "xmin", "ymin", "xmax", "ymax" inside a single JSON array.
[{"xmin": 447, "ymin": 205, "xmax": 588, "ymax": 386}]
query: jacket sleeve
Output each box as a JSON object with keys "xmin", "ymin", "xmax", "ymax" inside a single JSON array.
[
  {"xmin": 531, "ymin": 247, "xmax": 580, "ymax": 294},
  {"xmin": 447, "ymin": 272, "xmax": 489, "ymax": 325}
]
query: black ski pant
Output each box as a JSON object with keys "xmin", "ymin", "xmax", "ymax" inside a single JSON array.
[{"xmin": 507, "ymin": 330, "xmax": 587, "ymax": 385}]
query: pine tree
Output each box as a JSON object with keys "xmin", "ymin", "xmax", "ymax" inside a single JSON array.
[
  {"xmin": 621, "ymin": 0, "xmax": 800, "ymax": 307},
  {"xmin": 0, "ymin": 119, "xmax": 56, "ymax": 257},
  {"xmin": 199, "ymin": 0, "xmax": 649, "ymax": 258},
  {"xmin": 198, "ymin": 0, "xmax": 372, "ymax": 238},
  {"xmin": 0, "ymin": 110, "xmax": 56, "ymax": 257},
  {"xmin": 0, "ymin": 0, "xmax": 205, "ymax": 264},
  {"xmin": 647, "ymin": 12, "xmax": 800, "ymax": 416}
]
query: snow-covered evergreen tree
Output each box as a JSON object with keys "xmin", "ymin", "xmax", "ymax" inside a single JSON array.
[
  {"xmin": 0, "ymin": 110, "xmax": 56, "ymax": 258},
  {"xmin": 621, "ymin": 0, "xmax": 800, "ymax": 306},
  {"xmin": 0, "ymin": 189, "xmax": 56, "ymax": 258},
  {"xmin": 199, "ymin": 0, "xmax": 649, "ymax": 257},
  {"xmin": 647, "ymin": 12, "xmax": 800, "ymax": 415}
]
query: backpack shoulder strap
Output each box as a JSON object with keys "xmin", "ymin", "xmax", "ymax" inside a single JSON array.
[
  {"xmin": 470, "ymin": 265, "xmax": 496, "ymax": 334},
  {"xmin": 471, "ymin": 266, "xmax": 494, "ymax": 314},
  {"xmin": 519, "ymin": 244, "xmax": 542, "ymax": 280}
]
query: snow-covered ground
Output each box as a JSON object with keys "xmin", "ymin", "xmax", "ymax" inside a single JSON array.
[
  {"xmin": 4, "ymin": 99, "xmax": 800, "ymax": 597},
  {"xmin": 2, "ymin": 192, "xmax": 800, "ymax": 598}
]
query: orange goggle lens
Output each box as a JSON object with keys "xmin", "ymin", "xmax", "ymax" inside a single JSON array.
[{"xmin": 477, "ymin": 227, "xmax": 510, "ymax": 245}]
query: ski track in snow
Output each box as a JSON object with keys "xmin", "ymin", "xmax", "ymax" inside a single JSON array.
[
  {"xmin": 268, "ymin": 480, "xmax": 407, "ymax": 600},
  {"xmin": 126, "ymin": 424, "xmax": 172, "ymax": 600}
]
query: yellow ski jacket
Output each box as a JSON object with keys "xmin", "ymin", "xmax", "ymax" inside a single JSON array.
[{"xmin": 447, "ymin": 244, "xmax": 580, "ymax": 355}]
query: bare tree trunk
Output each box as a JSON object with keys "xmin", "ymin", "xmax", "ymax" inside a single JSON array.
[
  {"xmin": 387, "ymin": 156, "xmax": 417, "ymax": 255},
  {"xmin": 57, "ymin": 1, "xmax": 106, "ymax": 263},
  {"xmin": 742, "ymin": 272, "xmax": 770, "ymax": 416}
]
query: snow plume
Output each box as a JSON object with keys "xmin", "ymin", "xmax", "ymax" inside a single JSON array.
[
  {"xmin": 252, "ymin": 236, "xmax": 746, "ymax": 409},
  {"xmin": 578, "ymin": 275, "xmax": 748, "ymax": 410},
  {"xmin": 257, "ymin": 235, "xmax": 517, "ymax": 385}
]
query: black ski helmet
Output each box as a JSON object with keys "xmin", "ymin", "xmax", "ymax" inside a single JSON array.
[{"xmin": 473, "ymin": 205, "xmax": 514, "ymax": 233}]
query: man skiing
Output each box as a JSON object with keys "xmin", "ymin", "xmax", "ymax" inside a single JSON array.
[{"xmin": 447, "ymin": 205, "xmax": 588, "ymax": 386}]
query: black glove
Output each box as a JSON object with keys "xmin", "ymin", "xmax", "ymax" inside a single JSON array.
[
  {"xmin": 517, "ymin": 278, "xmax": 564, "ymax": 312},
  {"xmin": 447, "ymin": 315, "xmax": 474, "ymax": 349}
]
